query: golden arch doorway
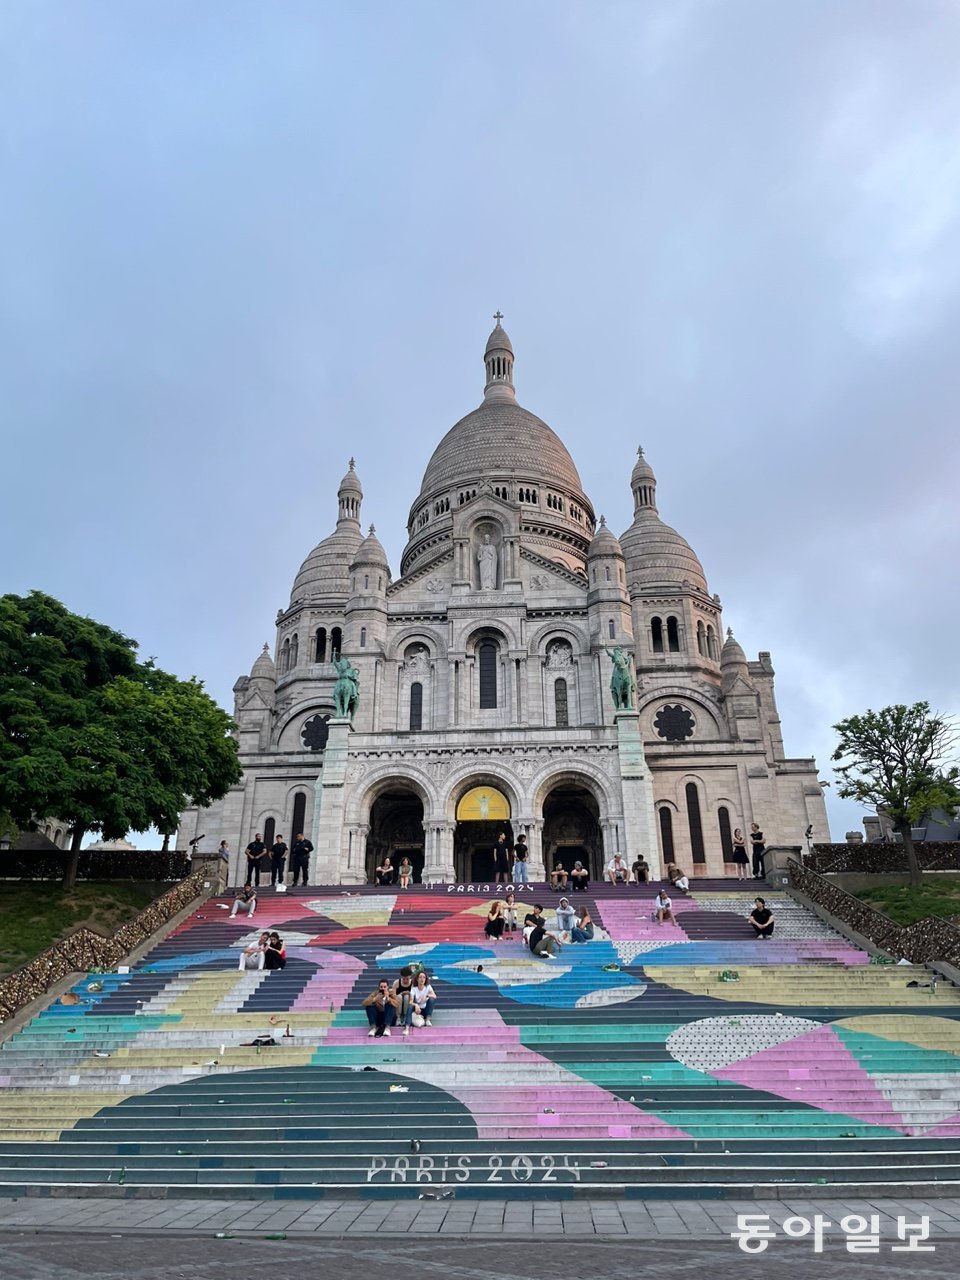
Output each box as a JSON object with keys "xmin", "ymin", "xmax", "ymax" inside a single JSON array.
[{"xmin": 454, "ymin": 785, "xmax": 512, "ymax": 882}]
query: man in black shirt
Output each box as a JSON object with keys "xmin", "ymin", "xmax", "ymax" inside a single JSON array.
[
  {"xmin": 290, "ymin": 833, "xmax": 313, "ymax": 887},
  {"xmin": 270, "ymin": 835, "xmax": 288, "ymax": 887},
  {"xmin": 748, "ymin": 897, "xmax": 774, "ymax": 938},
  {"xmin": 244, "ymin": 833, "xmax": 265, "ymax": 887}
]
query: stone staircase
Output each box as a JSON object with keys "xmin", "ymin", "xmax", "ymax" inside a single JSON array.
[{"xmin": 1, "ymin": 881, "xmax": 959, "ymax": 1198}]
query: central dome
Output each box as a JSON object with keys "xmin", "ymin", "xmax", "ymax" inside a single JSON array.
[{"xmin": 418, "ymin": 399, "xmax": 585, "ymax": 498}]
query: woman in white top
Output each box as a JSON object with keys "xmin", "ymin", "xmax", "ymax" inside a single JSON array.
[
  {"xmin": 411, "ymin": 971, "xmax": 437, "ymax": 1025},
  {"xmin": 654, "ymin": 891, "xmax": 676, "ymax": 924}
]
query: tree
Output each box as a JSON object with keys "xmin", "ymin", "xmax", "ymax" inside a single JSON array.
[
  {"xmin": 832, "ymin": 702, "xmax": 960, "ymax": 889},
  {"xmin": 0, "ymin": 591, "xmax": 242, "ymax": 886}
]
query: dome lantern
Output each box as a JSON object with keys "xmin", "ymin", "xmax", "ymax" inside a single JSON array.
[
  {"xmin": 337, "ymin": 458, "xmax": 363, "ymax": 526},
  {"xmin": 483, "ymin": 311, "xmax": 516, "ymax": 403}
]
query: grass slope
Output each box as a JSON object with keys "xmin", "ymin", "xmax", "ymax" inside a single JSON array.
[
  {"xmin": 855, "ymin": 881, "xmax": 960, "ymax": 925},
  {"xmin": 0, "ymin": 882, "xmax": 157, "ymax": 974}
]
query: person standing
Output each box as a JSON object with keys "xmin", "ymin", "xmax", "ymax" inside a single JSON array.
[
  {"xmin": 290, "ymin": 833, "xmax": 313, "ymax": 887},
  {"xmin": 732, "ymin": 828, "xmax": 749, "ymax": 880},
  {"xmin": 512, "ymin": 834, "xmax": 529, "ymax": 885},
  {"xmin": 750, "ymin": 823, "xmax": 766, "ymax": 879},
  {"xmin": 270, "ymin": 834, "xmax": 288, "ymax": 887},
  {"xmin": 492, "ymin": 832, "xmax": 511, "ymax": 885},
  {"xmin": 244, "ymin": 833, "xmax": 266, "ymax": 887}
]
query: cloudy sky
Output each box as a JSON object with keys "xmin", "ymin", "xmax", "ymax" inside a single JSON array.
[{"xmin": 3, "ymin": 0, "xmax": 959, "ymax": 842}]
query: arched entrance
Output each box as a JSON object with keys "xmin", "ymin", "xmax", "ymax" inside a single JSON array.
[
  {"xmin": 453, "ymin": 784, "xmax": 513, "ymax": 883},
  {"xmin": 365, "ymin": 788, "xmax": 425, "ymax": 883},
  {"xmin": 541, "ymin": 783, "xmax": 603, "ymax": 882}
]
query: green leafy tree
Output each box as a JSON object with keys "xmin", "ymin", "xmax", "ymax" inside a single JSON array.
[
  {"xmin": 0, "ymin": 591, "xmax": 241, "ymax": 886},
  {"xmin": 832, "ymin": 702, "xmax": 960, "ymax": 888}
]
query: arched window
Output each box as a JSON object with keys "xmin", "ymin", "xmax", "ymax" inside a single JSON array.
[
  {"xmin": 315, "ymin": 627, "xmax": 327, "ymax": 664},
  {"xmin": 478, "ymin": 640, "xmax": 498, "ymax": 709},
  {"xmin": 409, "ymin": 682, "xmax": 423, "ymax": 731},
  {"xmin": 718, "ymin": 806, "xmax": 734, "ymax": 862},
  {"xmin": 554, "ymin": 678, "xmax": 569, "ymax": 727},
  {"xmin": 651, "ymin": 617, "xmax": 664, "ymax": 653},
  {"xmin": 290, "ymin": 634, "xmax": 299, "ymax": 669},
  {"xmin": 707, "ymin": 624, "xmax": 718, "ymax": 661},
  {"xmin": 364, "ymin": 574, "xmax": 369, "ymax": 590},
  {"xmin": 608, "ymin": 619, "xmax": 615, "ymax": 639},
  {"xmin": 290, "ymin": 792, "xmax": 307, "ymax": 842},
  {"xmin": 697, "ymin": 620, "xmax": 706, "ymax": 656},
  {"xmin": 360, "ymin": 627, "xmax": 367, "ymax": 648},
  {"xmin": 331, "ymin": 627, "xmax": 343, "ymax": 659},
  {"xmin": 281, "ymin": 638, "xmax": 290, "ymax": 672},
  {"xmin": 658, "ymin": 807, "xmax": 675, "ymax": 860},
  {"xmin": 263, "ymin": 817, "xmax": 276, "ymax": 848},
  {"xmin": 686, "ymin": 782, "xmax": 706, "ymax": 864},
  {"xmin": 54, "ymin": 828, "xmax": 62, "ymax": 844},
  {"xmin": 666, "ymin": 616, "xmax": 680, "ymax": 652},
  {"xmin": 605, "ymin": 566, "xmax": 611, "ymax": 582}
]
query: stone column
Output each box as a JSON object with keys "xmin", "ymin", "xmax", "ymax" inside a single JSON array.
[
  {"xmin": 424, "ymin": 821, "xmax": 456, "ymax": 885},
  {"xmin": 614, "ymin": 709, "xmax": 660, "ymax": 875},
  {"xmin": 343, "ymin": 823, "xmax": 369, "ymax": 885},
  {"xmin": 600, "ymin": 818, "xmax": 619, "ymax": 868},
  {"xmin": 522, "ymin": 817, "xmax": 546, "ymax": 883},
  {"xmin": 311, "ymin": 717, "xmax": 352, "ymax": 884}
]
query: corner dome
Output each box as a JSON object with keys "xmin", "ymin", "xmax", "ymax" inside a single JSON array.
[
  {"xmin": 250, "ymin": 643, "xmax": 276, "ymax": 682},
  {"xmin": 291, "ymin": 524, "xmax": 363, "ymax": 602},
  {"xmin": 588, "ymin": 516, "xmax": 622, "ymax": 558},
  {"xmin": 620, "ymin": 512, "xmax": 708, "ymax": 592},
  {"xmin": 350, "ymin": 525, "xmax": 390, "ymax": 572},
  {"xmin": 721, "ymin": 627, "xmax": 748, "ymax": 667}
]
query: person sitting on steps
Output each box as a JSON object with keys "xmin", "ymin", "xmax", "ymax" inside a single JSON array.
[
  {"xmin": 550, "ymin": 861, "xmax": 568, "ymax": 891},
  {"xmin": 264, "ymin": 932, "xmax": 286, "ymax": 969},
  {"xmin": 555, "ymin": 896, "xmax": 577, "ymax": 938},
  {"xmin": 569, "ymin": 860, "xmax": 590, "ymax": 891},
  {"xmin": 654, "ymin": 889, "xmax": 676, "ymax": 924},
  {"xmin": 606, "ymin": 853, "xmax": 629, "ymax": 885},
  {"xmin": 570, "ymin": 906, "xmax": 595, "ymax": 943},
  {"xmin": 411, "ymin": 970, "xmax": 437, "ymax": 1027},
  {"xmin": 230, "ymin": 884, "xmax": 257, "ymax": 918},
  {"xmin": 375, "ymin": 856, "xmax": 395, "ymax": 886},
  {"xmin": 239, "ymin": 931, "xmax": 270, "ymax": 971},
  {"xmin": 484, "ymin": 899, "xmax": 506, "ymax": 942},
  {"xmin": 665, "ymin": 863, "xmax": 690, "ymax": 894},
  {"xmin": 502, "ymin": 890, "xmax": 519, "ymax": 934},
  {"xmin": 632, "ymin": 856, "xmax": 650, "ymax": 884},
  {"xmin": 749, "ymin": 897, "xmax": 775, "ymax": 938},
  {"xmin": 398, "ymin": 856, "xmax": 413, "ymax": 889},
  {"xmin": 528, "ymin": 917, "xmax": 563, "ymax": 959},
  {"xmin": 362, "ymin": 979, "xmax": 400, "ymax": 1037}
]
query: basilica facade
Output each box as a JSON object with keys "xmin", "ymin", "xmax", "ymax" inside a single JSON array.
[{"xmin": 178, "ymin": 320, "xmax": 830, "ymax": 885}]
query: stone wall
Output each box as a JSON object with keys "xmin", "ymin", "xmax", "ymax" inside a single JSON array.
[
  {"xmin": 810, "ymin": 841, "xmax": 960, "ymax": 874},
  {"xmin": 788, "ymin": 858, "xmax": 960, "ymax": 966}
]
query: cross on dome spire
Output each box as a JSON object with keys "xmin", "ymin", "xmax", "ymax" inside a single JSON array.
[{"xmin": 483, "ymin": 313, "xmax": 515, "ymax": 402}]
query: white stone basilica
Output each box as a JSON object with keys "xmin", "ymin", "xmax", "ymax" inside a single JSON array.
[{"xmin": 178, "ymin": 320, "xmax": 830, "ymax": 885}]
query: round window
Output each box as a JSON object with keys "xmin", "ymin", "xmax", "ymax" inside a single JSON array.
[{"xmin": 654, "ymin": 704, "xmax": 695, "ymax": 742}]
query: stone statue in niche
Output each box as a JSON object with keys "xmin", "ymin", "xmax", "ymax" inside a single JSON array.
[
  {"xmin": 545, "ymin": 641, "xmax": 574, "ymax": 672},
  {"xmin": 405, "ymin": 647, "xmax": 430, "ymax": 676},
  {"xmin": 477, "ymin": 535, "xmax": 498, "ymax": 591}
]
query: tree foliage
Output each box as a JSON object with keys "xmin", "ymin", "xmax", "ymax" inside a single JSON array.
[
  {"xmin": 0, "ymin": 591, "xmax": 241, "ymax": 884},
  {"xmin": 832, "ymin": 702, "xmax": 960, "ymax": 888}
]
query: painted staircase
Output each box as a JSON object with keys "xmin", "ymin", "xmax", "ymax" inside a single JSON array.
[{"xmin": 2, "ymin": 881, "xmax": 960, "ymax": 1199}]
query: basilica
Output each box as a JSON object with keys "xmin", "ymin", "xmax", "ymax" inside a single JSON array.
[{"xmin": 178, "ymin": 320, "xmax": 830, "ymax": 885}]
